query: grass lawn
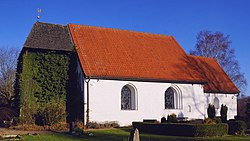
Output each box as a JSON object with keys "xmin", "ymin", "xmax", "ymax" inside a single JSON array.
[{"xmin": 23, "ymin": 128, "xmax": 250, "ymax": 141}]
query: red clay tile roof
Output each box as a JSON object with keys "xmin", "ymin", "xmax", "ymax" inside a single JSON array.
[
  {"xmin": 68, "ymin": 23, "xmax": 239, "ymax": 94},
  {"xmin": 68, "ymin": 24, "xmax": 206, "ymax": 83},
  {"xmin": 188, "ymin": 55, "xmax": 239, "ymax": 94}
]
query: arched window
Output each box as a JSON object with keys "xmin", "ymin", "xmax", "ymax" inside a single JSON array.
[
  {"xmin": 121, "ymin": 85, "xmax": 137, "ymax": 110},
  {"xmin": 214, "ymin": 97, "xmax": 219, "ymax": 109},
  {"xmin": 165, "ymin": 86, "xmax": 182, "ymax": 109},
  {"xmin": 165, "ymin": 88, "xmax": 175, "ymax": 109}
]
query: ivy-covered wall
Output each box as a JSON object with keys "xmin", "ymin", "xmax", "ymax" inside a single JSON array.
[{"xmin": 15, "ymin": 48, "xmax": 82, "ymax": 125}]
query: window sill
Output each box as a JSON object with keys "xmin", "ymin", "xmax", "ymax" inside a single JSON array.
[
  {"xmin": 164, "ymin": 108, "xmax": 183, "ymax": 110},
  {"xmin": 120, "ymin": 109, "xmax": 138, "ymax": 111}
]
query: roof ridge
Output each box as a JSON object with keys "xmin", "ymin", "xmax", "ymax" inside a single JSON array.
[
  {"xmin": 68, "ymin": 23, "xmax": 170, "ymax": 38},
  {"xmin": 36, "ymin": 21, "xmax": 66, "ymax": 27},
  {"xmin": 67, "ymin": 23, "xmax": 239, "ymax": 94}
]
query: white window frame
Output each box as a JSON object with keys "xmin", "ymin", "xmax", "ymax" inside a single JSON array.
[
  {"xmin": 164, "ymin": 85, "xmax": 182, "ymax": 109},
  {"xmin": 121, "ymin": 84, "xmax": 137, "ymax": 110}
]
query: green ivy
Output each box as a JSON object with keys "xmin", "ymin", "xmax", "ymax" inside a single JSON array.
[{"xmin": 18, "ymin": 50, "xmax": 71, "ymax": 125}]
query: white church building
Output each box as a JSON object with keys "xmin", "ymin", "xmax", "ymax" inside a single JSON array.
[{"xmin": 23, "ymin": 22, "xmax": 239, "ymax": 126}]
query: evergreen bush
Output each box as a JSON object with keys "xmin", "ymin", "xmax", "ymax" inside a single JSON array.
[
  {"xmin": 161, "ymin": 116, "xmax": 166, "ymax": 123},
  {"xmin": 207, "ymin": 104, "xmax": 215, "ymax": 119},
  {"xmin": 228, "ymin": 120, "xmax": 247, "ymax": 136},
  {"xmin": 220, "ymin": 104, "xmax": 228, "ymax": 123}
]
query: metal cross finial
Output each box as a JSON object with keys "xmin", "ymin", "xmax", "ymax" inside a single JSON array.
[{"xmin": 37, "ymin": 8, "xmax": 42, "ymax": 21}]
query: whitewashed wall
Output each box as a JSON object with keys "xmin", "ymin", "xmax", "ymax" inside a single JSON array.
[
  {"xmin": 204, "ymin": 93, "xmax": 237, "ymax": 119},
  {"xmin": 83, "ymin": 79, "xmax": 206, "ymax": 126}
]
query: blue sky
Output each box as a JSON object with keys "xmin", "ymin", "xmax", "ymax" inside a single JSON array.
[{"xmin": 0, "ymin": 0, "xmax": 249, "ymax": 95}]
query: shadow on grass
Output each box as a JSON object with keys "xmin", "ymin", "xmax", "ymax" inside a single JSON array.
[
  {"xmin": 116, "ymin": 126, "xmax": 132, "ymax": 133},
  {"xmin": 115, "ymin": 127, "xmax": 194, "ymax": 141},
  {"xmin": 91, "ymin": 127, "xmax": 200, "ymax": 141},
  {"xmin": 23, "ymin": 128, "xmax": 250, "ymax": 141}
]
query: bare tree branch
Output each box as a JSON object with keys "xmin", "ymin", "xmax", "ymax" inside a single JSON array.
[
  {"xmin": 190, "ymin": 31, "xmax": 247, "ymax": 96},
  {"xmin": 0, "ymin": 46, "xmax": 19, "ymax": 107}
]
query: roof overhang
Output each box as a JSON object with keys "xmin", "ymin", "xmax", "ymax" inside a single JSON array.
[
  {"xmin": 85, "ymin": 75, "xmax": 207, "ymax": 84},
  {"xmin": 204, "ymin": 90, "xmax": 240, "ymax": 94}
]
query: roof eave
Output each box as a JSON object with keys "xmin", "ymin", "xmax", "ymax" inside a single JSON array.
[
  {"xmin": 23, "ymin": 46, "xmax": 73, "ymax": 52},
  {"xmin": 204, "ymin": 90, "xmax": 240, "ymax": 94},
  {"xmin": 85, "ymin": 75, "xmax": 207, "ymax": 84}
]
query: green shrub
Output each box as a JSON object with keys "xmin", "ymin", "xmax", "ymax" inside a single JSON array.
[
  {"xmin": 228, "ymin": 120, "xmax": 247, "ymax": 136},
  {"xmin": 73, "ymin": 127, "xmax": 84, "ymax": 136},
  {"xmin": 192, "ymin": 123, "xmax": 228, "ymax": 137},
  {"xmin": 167, "ymin": 113, "xmax": 177, "ymax": 123},
  {"xmin": 207, "ymin": 104, "xmax": 215, "ymax": 119},
  {"xmin": 203, "ymin": 118, "xmax": 216, "ymax": 124},
  {"xmin": 38, "ymin": 99, "xmax": 66, "ymax": 126},
  {"xmin": 87, "ymin": 121, "xmax": 119, "ymax": 129},
  {"xmin": 214, "ymin": 117, "xmax": 222, "ymax": 123},
  {"xmin": 220, "ymin": 104, "xmax": 228, "ymax": 123},
  {"xmin": 132, "ymin": 122, "xmax": 228, "ymax": 137}
]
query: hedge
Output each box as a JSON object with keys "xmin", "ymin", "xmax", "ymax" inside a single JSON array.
[
  {"xmin": 132, "ymin": 122, "xmax": 228, "ymax": 137},
  {"xmin": 228, "ymin": 120, "xmax": 247, "ymax": 135}
]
